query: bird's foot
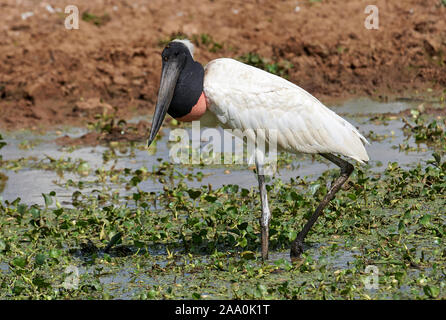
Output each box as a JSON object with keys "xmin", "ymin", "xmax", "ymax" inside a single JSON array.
[{"xmin": 290, "ymin": 238, "xmax": 304, "ymax": 262}]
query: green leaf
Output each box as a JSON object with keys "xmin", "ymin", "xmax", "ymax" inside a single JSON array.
[
  {"xmin": 420, "ymin": 214, "xmax": 431, "ymax": 227},
  {"xmin": 237, "ymin": 222, "xmax": 248, "ymax": 230},
  {"xmin": 187, "ymin": 189, "xmax": 201, "ymax": 200},
  {"xmin": 288, "ymin": 230, "xmax": 298, "ymax": 241},
  {"xmin": 274, "ymin": 258, "xmax": 293, "ymax": 271},
  {"xmin": 204, "ymin": 195, "xmax": 217, "ymax": 203},
  {"xmin": 432, "ymin": 153, "xmax": 441, "ymax": 165},
  {"xmin": 0, "ymin": 240, "xmax": 7, "ymax": 252},
  {"xmin": 424, "ymin": 285, "xmax": 440, "ymax": 298},
  {"xmin": 35, "ymin": 254, "xmax": 47, "ymax": 266},
  {"xmin": 133, "ymin": 192, "xmax": 141, "ymax": 202},
  {"xmin": 237, "ymin": 237, "xmax": 248, "ymax": 248},
  {"xmin": 256, "ymin": 284, "xmax": 268, "ymax": 297},
  {"xmin": 147, "ymin": 289, "xmax": 157, "ymax": 299},
  {"xmin": 33, "ymin": 276, "xmax": 50, "ymax": 289},
  {"xmin": 17, "ymin": 204, "xmax": 27, "ymax": 215},
  {"xmin": 30, "ymin": 206, "xmax": 40, "ymax": 219},
  {"xmin": 77, "ymin": 161, "xmax": 90, "ymax": 176},
  {"xmin": 42, "ymin": 193, "xmax": 53, "ymax": 207},
  {"xmin": 49, "ymin": 249, "xmax": 61, "ymax": 259},
  {"xmin": 12, "ymin": 257, "xmax": 27, "ymax": 268},
  {"xmin": 241, "ymin": 251, "xmax": 256, "ymax": 260}
]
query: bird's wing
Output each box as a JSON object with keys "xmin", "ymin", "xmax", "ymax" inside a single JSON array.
[{"xmin": 204, "ymin": 58, "xmax": 369, "ymax": 163}]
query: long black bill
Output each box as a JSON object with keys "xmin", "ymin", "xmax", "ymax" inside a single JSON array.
[{"xmin": 147, "ymin": 59, "xmax": 182, "ymax": 147}]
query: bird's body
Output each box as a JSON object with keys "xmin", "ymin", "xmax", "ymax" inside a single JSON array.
[
  {"xmin": 148, "ymin": 39, "xmax": 370, "ymax": 260},
  {"xmin": 202, "ymin": 58, "xmax": 369, "ymax": 163}
]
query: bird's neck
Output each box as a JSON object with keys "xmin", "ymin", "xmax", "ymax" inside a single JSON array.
[
  {"xmin": 175, "ymin": 92, "xmax": 208, "ymax": 122},
  {"xmin": 167, "ymin": 57, "xmax": 205, "ymax": 120}
]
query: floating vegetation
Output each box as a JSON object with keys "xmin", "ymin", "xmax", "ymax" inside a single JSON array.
[
  {"xmin": 0, "ymin": 110, "xmax": 445, "ymax": 299},
  {"xmin": 0, "ymin": 150, "xmax": 444, "ymax": 299},
  {"xmin": 402, "ymin": 110, "xmax": 446, "ymax": 146}
]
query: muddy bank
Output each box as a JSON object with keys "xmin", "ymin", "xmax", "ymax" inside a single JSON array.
[
  {"xmin": 0, "ymin": 0, "xmax": 445, "ymax": 131},
  {"xmin": 55, "ymin": 120, "xmax": 151, "ymax": 146}
]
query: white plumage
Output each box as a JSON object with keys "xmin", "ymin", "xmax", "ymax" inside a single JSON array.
[{"xmin": 203, "ymin": 58, "xmax": 369, "ymax": 163}]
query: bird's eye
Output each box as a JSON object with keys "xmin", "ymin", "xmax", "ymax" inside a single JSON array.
[{"xmin": 163, "ymin": 56, "xmax": 168, "ymax": 61}]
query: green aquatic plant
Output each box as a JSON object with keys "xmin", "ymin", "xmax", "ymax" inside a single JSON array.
[
  {"xmin": 1, "ymin": 116, "xmax": 446, "ymax": 299},
  {"xmin": 1, "ymin": 151, "xmax": 445, "ymax": 299},
  {"xmin": 402, "ymin": 113, "xmax": 446, "ymax": 145}
]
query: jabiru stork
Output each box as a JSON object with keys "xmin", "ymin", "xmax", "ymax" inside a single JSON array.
[{"xmin": 147, "ymin": 39, "xmax": 369, "ymax": 260}]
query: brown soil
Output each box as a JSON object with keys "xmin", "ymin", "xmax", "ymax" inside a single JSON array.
[{"xmin": 1, "ymin": 0, "xmax": 445, "ymax": 132}]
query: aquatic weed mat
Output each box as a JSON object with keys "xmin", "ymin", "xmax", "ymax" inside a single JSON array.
[{"xmin": 0, "ymin": 112, "xmax": 445, "ymax": 299}]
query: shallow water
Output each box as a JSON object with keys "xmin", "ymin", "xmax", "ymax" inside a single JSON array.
[
  {"xmin": 0, "ymin": 101, "xmax": 431, "ymax": 206},
  {"xmin": 1, "ymin": 100, "xmax": 442, "ymax": 300},
  {"xmin": 330, "ymin": 97, "xmax": 417, "ymax": 115}
]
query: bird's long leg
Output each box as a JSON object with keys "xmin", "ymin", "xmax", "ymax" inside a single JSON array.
[
  {"xmin": 290, "ymin": 153, "xmax": 354, "ymax": 260},
  {"xmin": 256, "ymin": 161, "xmax": 271, "ymax": 260}
]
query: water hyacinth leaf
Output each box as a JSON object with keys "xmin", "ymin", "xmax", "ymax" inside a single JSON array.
[
  {"xmin": 0, "ymin": 239, "xmax": 7, "ymax": 252},
  {"xmin": 187, "ymin": 190, "xmax": 201, "ymax": 200},
  {"xmin": 42, "ymin": 193, "xmax": 53, "ymax": 207},
  {"xmin": 12, "ymin": 283, "xmax": 24, "ymax": 295},
  {"xmin": 423, "ymin": 285, "xmax": 440, "ymax": 298},
  {"xmin": 30, "ymin": 206, "xmax": 40, "ymax": 219},
  {"xmin": 274, "ymin": 258, "xmax": 293, "ymax": 271},
  {"xmin": 133, "ymin": 192, "xmax": 141, "ymax": 202},
  {"xmin": 433, "ymin": 153, "xmax": 441, "ymax": 165},
  {"xmin": 32, "ymin": 276, "xmax": 50, "ymax": 289},
  {"xmin": 11, "ymin": 197, "xmax": 21, "ymax": 207},
  {"xmin": 290, "ymin": 191, "xmax": 301, "ymax": 201},
  {"xmin": 237, "ymin": 237, "xmax": 248, "ymax": 248},
  {"xmin": 238, "ymin": 222, "xmax": 248, "ymax": 230},
  {"xmin": 204, "ymin": 195, "xmax": 217, "ymax": 203},
  {"xmin": 35, "ymin": 253, "xmax": 46, "ymax": 266},
  {"xmin": 53, "ymin": 208, "xmax": 63, "ymax": 217},
  {"xmin": 77, "ymin": 161, "xmax": 90, "ymax": 176},
  {"xmin": 104, "ymin": 232, "xmax": 123, "ymax": 253},
  {"xmin": 12, "ymin": 257, "xmax": 27, "ymax": 268},
  {"xmin": 420, "ymin": 215, "xmax": 431, "ymax": 227},
  {"xmin": 241, "ymin": 251, "xmax": 256, "ymax": 260},
  {"xmin": 49, "ymin": 249, "xmax": 61, "ymax": 259},
  {"xmin": 256, "ymin": 284, "xmax": 268, "ymax": 297},
  {"xmin": 347, "ymin": 193, "xmax": 357, "ymax": 200},
  {"xmin": 288, "ymin": 230, "xmax": 298, "ymax": 241},
  {"xmin": 130, "ymin": 176, "xmax": 141, "ymax": 186},
  {"xmin": 147, "ymin": 289, "xmax": 157, "ymax": 299},
  {"xmin": 17, "ymin": 204, "xmax": 27, "ymax": 215}
]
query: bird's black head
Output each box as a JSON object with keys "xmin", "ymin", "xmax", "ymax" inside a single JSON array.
[{"xmin": 148, "ymin": 40, "xmax": 204, "ymax": 147}]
